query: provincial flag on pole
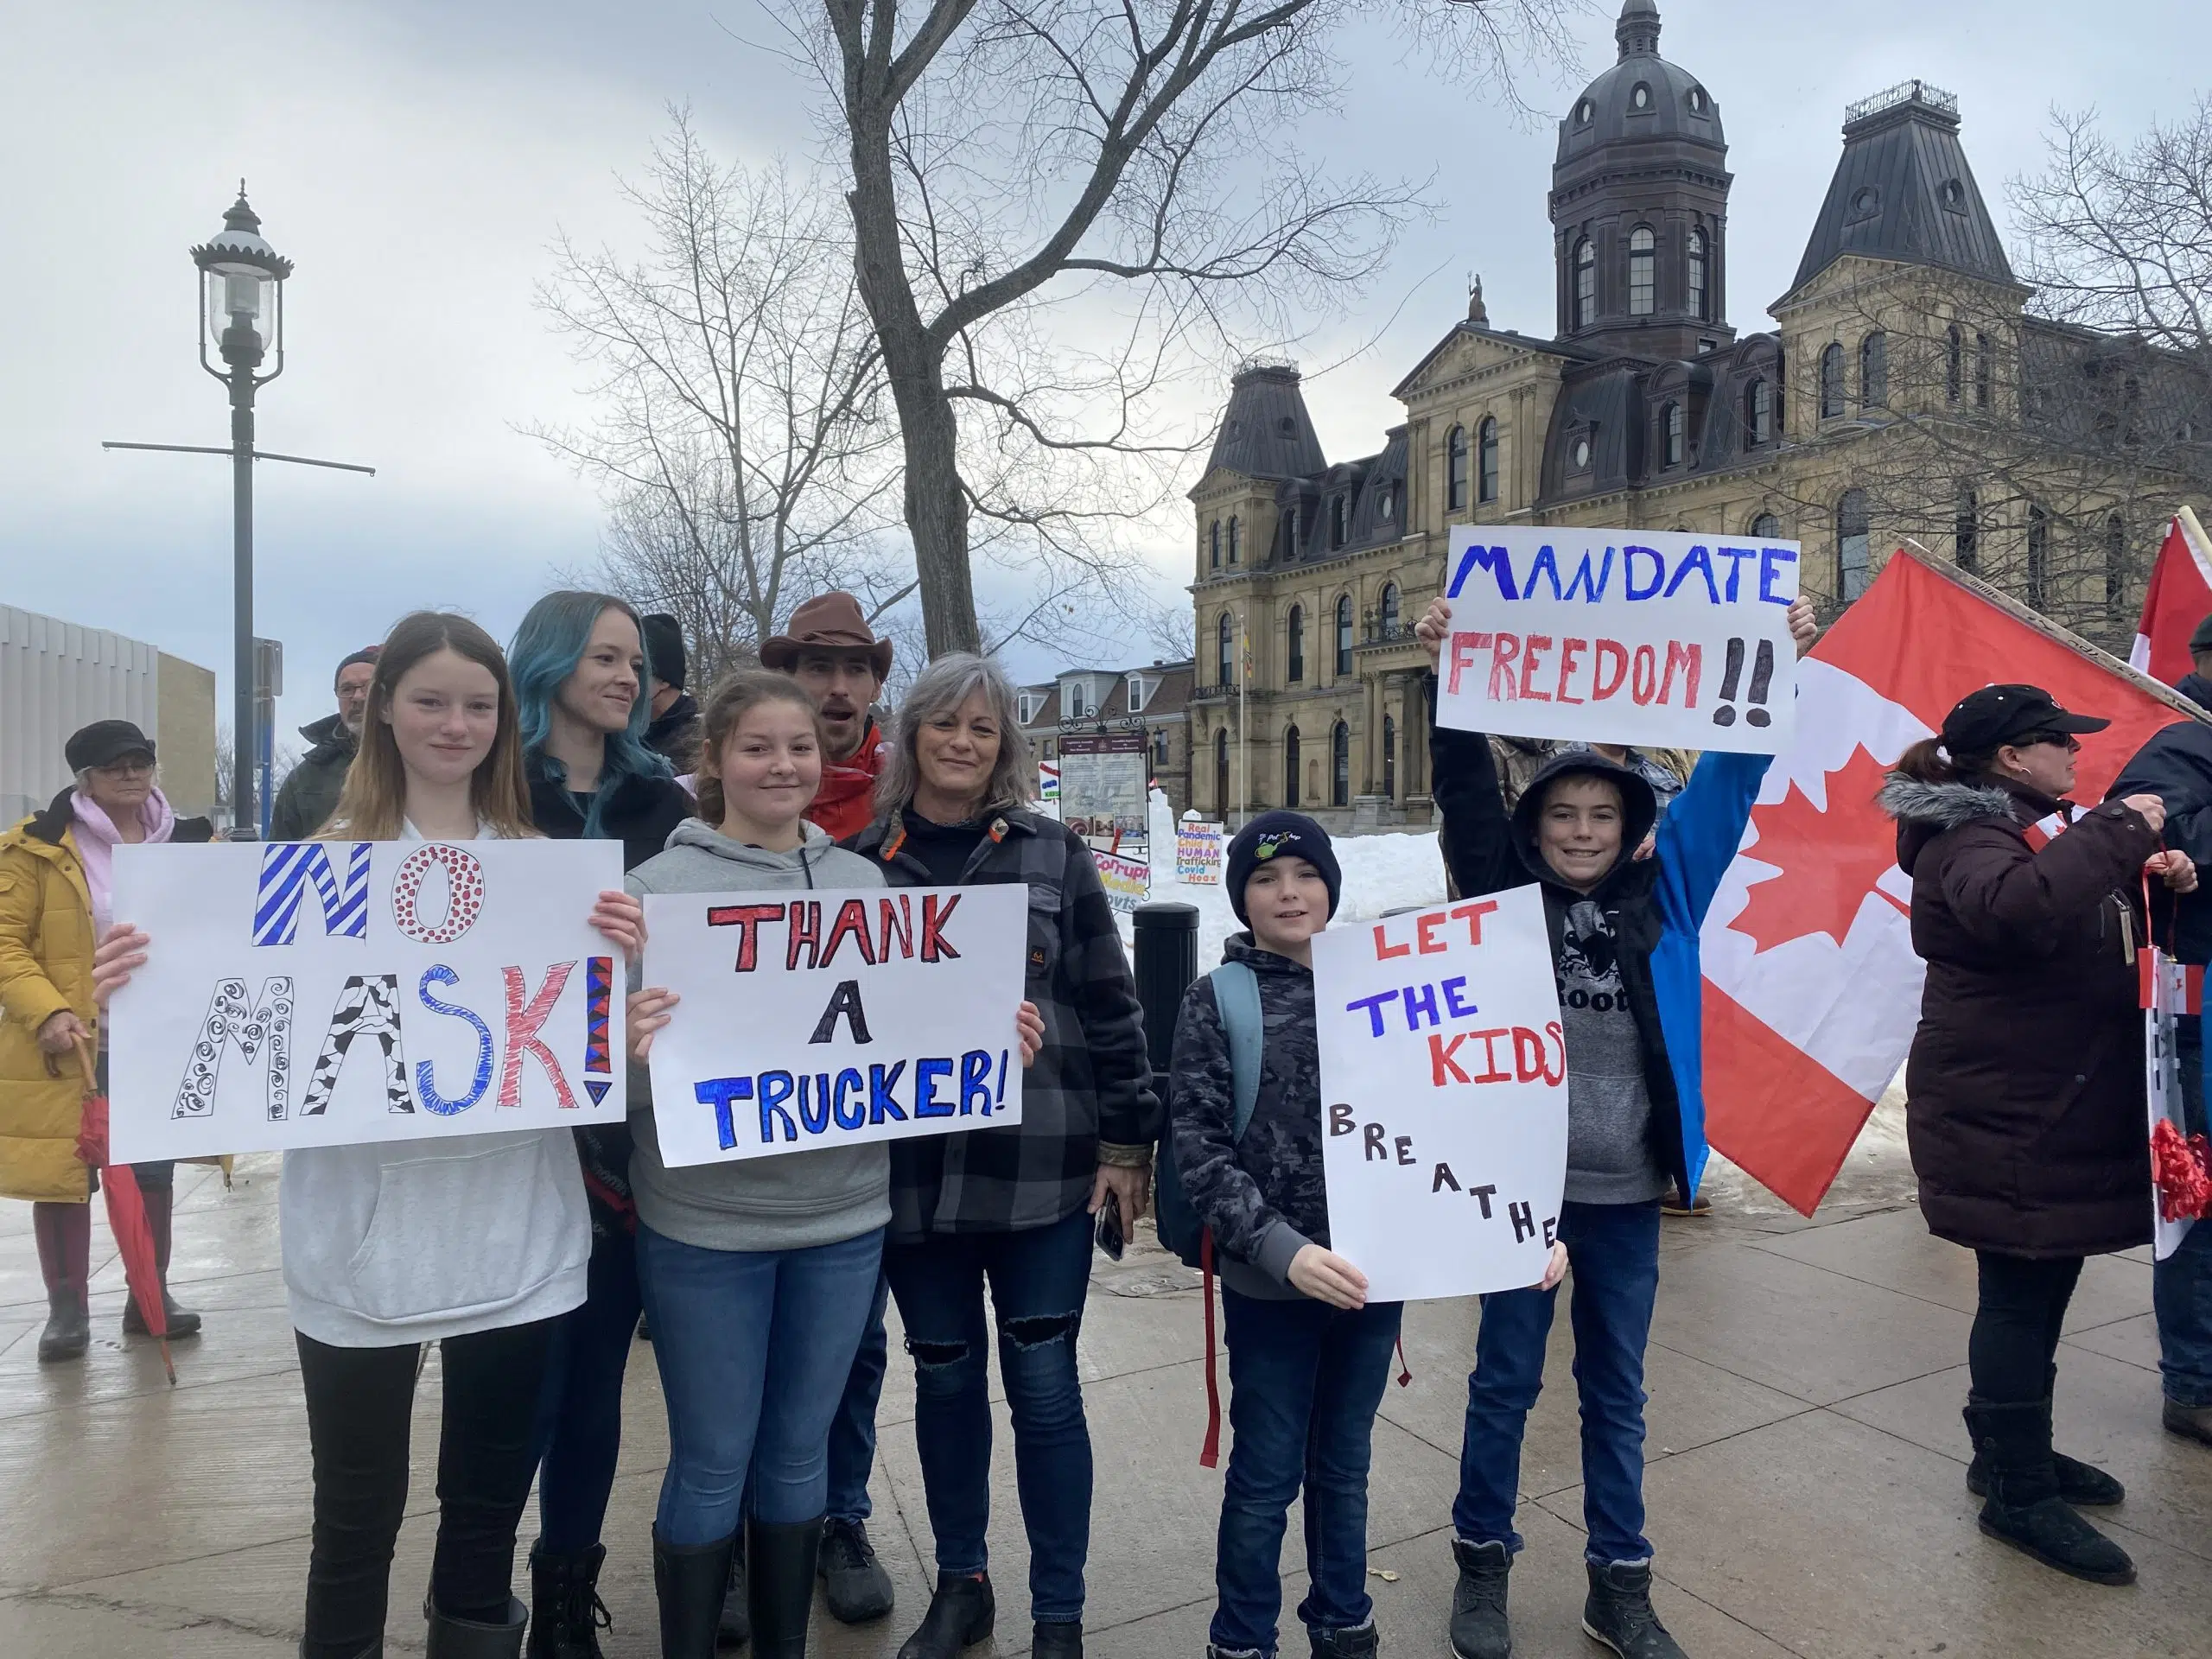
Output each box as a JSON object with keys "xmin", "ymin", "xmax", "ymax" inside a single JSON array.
[
  {"xmin": 1700, "ymin": 548, "xmax": 2193, "ymax": 1215},
  {"xmin": 2129, "ymin": 510, "xmax": 2212, "ymax": 686}
]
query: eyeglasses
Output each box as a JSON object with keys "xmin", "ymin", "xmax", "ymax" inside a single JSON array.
[{"xmin": 92, "ymin": 757, "xmax": 156, "ymax": 778}]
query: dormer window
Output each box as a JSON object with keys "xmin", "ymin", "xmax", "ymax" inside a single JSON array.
[
  {"xmin": 1576, "ymin": 99, "xmax": 1594, "ymax": 124},
  {"xmin": 1661, "ymin": 401, "xmax": 1685, "ymax": 468},
  {"xmin": 1127, "ymin": 676, "xmax": 1154, "ymax": 714},
  {"xmin": 1571, "ymin": 435, "xmax": 1593, "ymax": 472},
  {"xmin": 1018, "ymin": 690, "xmax": 1047, "ymax": 725},
  {"xmin": 1630, "ymin": 82, "xmax": 1652, "ymax": 111},
  {"xmin": 1065, "ymin": 681, "xmax": 1090, "ymax": 719},
  {"xmin": 1850, "ymin": 186, "xmax": 1880, "ymax": 219},
  {"xmin": 1376, "ymin": 485, "xmax": 1395, "ymax": 521},
  {"xmin": 1277, "ymin": 415, "xmax": 1297, "ymax": 438},
  {"xmin": 1687, "ymin": 86, "xmax": 1708, "ymax": 114},
  {"xmin": 1330, "ymin": 494, "xmax": 1347, "ymax": 549},
  {"xmin": 1941, "ymin": 178, "xmax": 1967, "ymax": 212}
]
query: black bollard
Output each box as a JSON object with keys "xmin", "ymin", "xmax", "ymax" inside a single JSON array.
[{"xmin": 1132, "ymin": 902, "xmax": 1200, "ymax": 1073}]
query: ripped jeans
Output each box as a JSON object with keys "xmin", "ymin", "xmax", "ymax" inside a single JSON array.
[{"xmin": 885, "ymin": 1205, "xmax": 1096, "ymax": 1624}]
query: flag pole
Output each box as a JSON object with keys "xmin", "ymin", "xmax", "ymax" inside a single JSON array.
[
  {"xmin": 1893, "ymin": 538, "xmax": 2212, "ymax": 728},
  {"xmin": 1237, "ymin": 610, "xmax": 1249, "ymax": 830}
]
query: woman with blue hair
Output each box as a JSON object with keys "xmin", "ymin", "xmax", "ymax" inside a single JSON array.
[{"xmin": 510, "ymin": 589, "xmax": 696, "ymax": 1655}]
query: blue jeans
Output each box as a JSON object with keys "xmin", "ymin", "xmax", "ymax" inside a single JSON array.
[
  {"xmin": 829, "ymin": 1272, "xmax": 892, "ymax": 1524},
  {"xmin": 635, "ymin": 1223, "xmax": 887, "ymax": 1545},
  {"xmin": 1454, "ymin": 1199, "xmax": 1662, "ymax": 1566},
  {"xmin": 884, "ymin": 1206, "xmax": 1096, "ymax": 1624},
  {"xmin": 2155, "ymin": 1018, "xmax": 2212, "ymax": 1408},
  {"xmin": 1212, "ymin": 1290, "xmax": 1404, "ymax": 1656},
  {"xmin": 531, "ymin": 1225, "xmax": 642, "ymax": 1553}
]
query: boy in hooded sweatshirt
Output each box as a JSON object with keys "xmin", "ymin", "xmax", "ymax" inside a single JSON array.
[{"xmin": 1414, "ymin": 595, "xmax": 1815, "ymax": 1659}]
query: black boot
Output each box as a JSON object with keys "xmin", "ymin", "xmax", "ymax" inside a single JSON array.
[
  {"xmin": 527, "ymin": 1540, "xmax": 611, "ymax": 1659},
  {"xmin": 1965, "ymin": 1398, "xmax": 2134, "ymax": 1585},
  {"xmin": 2164, "ymin": 1396, "xmax": 2212, "ymax": 1446},
  {"xmin": 122, "ymin": 1181, "xmax": 202, "ymax": 1338},
  {"xmin": 1580, "ymin": 1560, "xmax": 1686, "ymax": 1659},
  {"xmin": 819, "ymin": 1517, "xmax": 895, "ymax": 1624},
  {"xmin": 1448, "ymin": 1537, "xmax": 1512, "ymax": 1659},
  {"xmin": 656, "ymin": 1528, "xmax": 741, "ymax": 1658},
  {"xmin": 424, "ymin": 1595, "xmax": 528, "ymax": 1657},
  {"xmin": 720, "ymin": 1531, "xmax": 751, "ymax": 1649},
  {"xmin": 33, "ymin": 1202, "xmax": 91, "ymax": 1363},
  {"xmin": 894, "ymin": 1573, "xmax": 995, "ymax": 1659},
  {"xmin": 1966, "ymin": 1395, "xmax": 2123, "ymax": 1507},
  {"xmin": 746, "ymin": 1516, "xmax": 823, "ymax": 1659},
  {"xmin": 1308, "ymin": 1621, "xmax": 1377, "ymax": 1658},
  {"xmin": 1033, "ymin": 1619, "xmax": 1084, "ymax": 1658}
]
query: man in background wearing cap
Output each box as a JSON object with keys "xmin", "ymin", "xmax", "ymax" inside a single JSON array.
[
  {"xmin": 2109, "ymin": 617, "xmax": 2212, "ymax": 1451},
  {"xmin": 640, "ymin": 613, "xmax": 703, "ymax": 772},
  {"xmin": 270, "ymin": 648, "xmax": 379, "ymax": 841},
  {"xmin": 762, "ymin": 591, "xmax": 894, "ymax": 843}
]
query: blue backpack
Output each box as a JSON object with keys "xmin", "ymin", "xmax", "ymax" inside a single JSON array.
[{"xmin": 1155, "ymin": 961, "xmax": 1263, "ymax": 1269}]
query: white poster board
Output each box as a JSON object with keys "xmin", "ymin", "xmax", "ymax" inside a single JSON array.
[
  {"xmin": 1094, "ymin": 849, "xmax": 1151, "ymax": 915},
  {"xmin": 1176, "ymin": 821, "xmax": 1224, "ymax": 886},
  {"xmin": 1314, "ymin": 883, "xmax": 1567, "ymax": 1302},
  {"xmin": 1437, "ymin": 525, "xmax": 1801, "ymax": 754},
  {"xmin": 2145, "ymin": 953, "xmax": 2199, "ymax": 1260},
  {"xmin": 643, "ymin": 885, "xmax": 1028, "ymax": 1166},
  {"xmin": 109, "ymin": 839, "xmax": 627, "ymax": 1160}
]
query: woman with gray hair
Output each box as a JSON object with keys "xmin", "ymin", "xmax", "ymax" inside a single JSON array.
[{"xmin": 849, "ymin": 652, "xmax": 1159, "ymax": 1659}]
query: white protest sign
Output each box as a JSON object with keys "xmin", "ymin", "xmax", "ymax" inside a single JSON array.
[
  {"xmin": 2145, "ymin": 952, "xmax": 2199, "ymax": 1261},
  {"xmin": 1176, "ymin": 821, "xmax": 1224, "ymax": 886},
  {"xmin": 1437, "ymin": 524, "xmax": 1801, "ymax": 754},
  {"xmin": 643, "ymin": 885, "xmax": 1028, "ymax": 1166},
  {"xmin": 109, "ymin": 839, "xmax": 627, "ymax": 1161},
  {"xmin": 1315, "ymin": 883, "xmax": 1567, "ymax": 1302},
  {"xmin": 1094, "ymin": 849, "xmax": 1151, "ymax": 915}
]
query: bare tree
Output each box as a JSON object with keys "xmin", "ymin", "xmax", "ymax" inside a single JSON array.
[
  {"xmin": 534, "ymin": 109, "xmax": 913, "ymax": 683},
  {"xmin": 779, "ymin": 0, "xmax": 1582, "ymax": 656}
]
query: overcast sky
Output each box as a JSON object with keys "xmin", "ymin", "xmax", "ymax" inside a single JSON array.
[{"xmin": 3, "ymin": 0, "xmax": 2198, "ymax": 747}]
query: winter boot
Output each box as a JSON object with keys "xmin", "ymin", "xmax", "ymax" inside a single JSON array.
[
  {"xmin": 2164, "ymin": 1396, "xmax": 2212, "ymax": 1447},
  {"xmin": 120, "ymin": 1180, "xmax": 202, "ymax": 1338},
  {"xmin": 424, "ymin": 1594, "xmax": 528, "ymax": 1657},
  {"xmin": 720, "ymin": 1531, "xmax": 751, "ymax": 1649},
  {"xmin": 1580, "ymin": 1560, "xmax": 1686, "ymax": 1659},
  {"xmin": 1309, "ymin": 1620, "xmax": 1378, "ymax": 1658},
  {"xmin": 1963, "ymin": 1398, "xmax": 2135, "ymax": 1586},
  {"xmin": 1448, "ymin": 1537, "xmax": 1512, "ymax": 1659},
  {"xmin": 894, "ymin": 1572, "xmax": 995, "ymax": 1659},
  {"xmin": 526, "ymin": 1540, "xmax": 611, "ymax": 1659},
  {"xmin": 818, "ymin": 1517, "xmax": 895, "ymax": 1624},
  {"xmin": 1032, "ymin": 1620, "xmax": 1084, "ymax": 1658},
  {"xmin": 1966, "ymin": 1386, "xmax": 2122, "ymax": 1507},
  {"xmin": 656, "ymin": 1528, "xmax": 741, "ymax": 1659},
  {"xmin": 744, "ymin": 1516, "xmax": 822, "ymax": 1659},
  {"xmin": 33, "ymin": 1201, "xmax": 92, "ymax": 1363}
]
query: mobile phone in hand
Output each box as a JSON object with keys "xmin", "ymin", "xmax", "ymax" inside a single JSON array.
[{"xmin": 1095, "ymin": 1191, "xmax": 1126, "ymax": 1262}]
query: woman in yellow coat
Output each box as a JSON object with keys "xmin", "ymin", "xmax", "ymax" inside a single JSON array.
[{"xmin": 0, "ymin": 720, "xmax": 213, "ymax": 1361}]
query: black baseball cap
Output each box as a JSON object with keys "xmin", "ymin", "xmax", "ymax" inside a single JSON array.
[
  {"xmin": 65, "ymin": 719, "xmax": 157, "ymax": 772},
  {"xmin": 2189, "ymin": 613, "xmax": 2212, "ymax": 653},
  {"xmin": 1940, "ymin": 684, "xmax": 2108, "ymax": 755}
]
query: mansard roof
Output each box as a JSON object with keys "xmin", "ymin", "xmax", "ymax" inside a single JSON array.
[{"xmin": 1202, "ymin": 359, "xmax": 1326, "ymax": 481}]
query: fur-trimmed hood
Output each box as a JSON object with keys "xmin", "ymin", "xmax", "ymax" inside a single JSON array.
[{"xmin": 1880, "ymin": 772, "xmax": 2058, "ymax": 877}]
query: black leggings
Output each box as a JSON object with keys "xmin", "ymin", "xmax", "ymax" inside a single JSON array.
[
  {"xmin": 1969, "ymin": 1252, "xmax": 2084, "ymax": 1404},
  {"xmin": 296, "ymin": 1319, "xmax": 554, "ymax": 1656}
]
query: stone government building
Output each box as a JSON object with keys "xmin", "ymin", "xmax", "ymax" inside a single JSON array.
[{"xmin": 1186, "ymin": 0, "xmax": 2205, "ymax": 832}]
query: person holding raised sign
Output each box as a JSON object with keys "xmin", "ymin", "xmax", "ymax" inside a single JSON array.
[
  {"xmin": 91, "ymin": 612, "xmax": 648, "ymax": 1659},
  {"xmin": 1414, "ymin": 591, "xmax": 1815, "ymax": 1659},
  {"xmin": 621, "ymin": 667, "xmax": 1045, "ymax": 1659}
]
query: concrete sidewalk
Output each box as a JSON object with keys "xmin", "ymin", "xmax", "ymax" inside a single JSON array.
[{"xmin": 3, "ymin": 1144, "xmax": 2208, "ymax": 1658}]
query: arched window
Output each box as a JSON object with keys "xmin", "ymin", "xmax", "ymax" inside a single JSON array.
[
  {"xmin": 1750, "ymin": 511, "xmax": 1781, "ymax": 541},
  {"xmin": 1334, "ymin": 594, "xmax": 1354, "ymax": 676},
  {"xmin": 1745, "ymin": 378, "xmax": 1772, "ymax": 446},
  {"xmin": 1214, "ymin": 726, "xmax": 1230, "ymax": 813},
  {"xmin": 2027, "ymin": 505, "xmax": 2050, "ymax": 610},
  {"xmin": 1380, "ymin": 582, "xmax": 1400, "ymax": 633},
  {"xmin": 1382, "ymin": 713, "xmax": 1397, "ymax": 798},
  {"xmin": 1974, "ymin": 334, "xmax": 1993, "ymax": 408},
  {"xmin": 1661, "ymin": 401, "xmax": 1685, "ymax": 467},
  {"xmin": 1208, "ymin": 520, "xmax": 1220, "ymax": 569},
  {"xmin": 1477, "ymin": 416, "xmax": 1500, "ymax": 504},
  {"xmin": 1837, "ymin": 488, "xmax": 1871, "ymax": 601},
  {"xmin": 1283, "ymin": 726, "xmax": 1301, "ymax": 806},
  {"xmin": 2106, "ymin": 513, "xmax": 2128, "ymax": 617},
  {"xmin": 1627, "ymin": 226, "xmax": 1656, "ymax": 316},
  {"xmin": 1330, "ymin": 494, "xmax": 1347, "ymax": 549},
  {"xmin": 1446, "ymin": 424, "xmax": 1469, "ymax": 512},
  {"xmin": 1227, "ymin": 516, "xmax": 1241, "ymax": 565},
  {"xmin": 1955, "ymin": 486, "xmax": 1979, "ymax": 573},
  {"xmin": 1687, "ymin": 227, "xmax": 1708, "ymax": 321},
  {"xmin": 1573, "ymin": 238, "xmax": 1595, "ymax": 328},
  {"xmin": 1945, "ymin": 325, "xmax": 1963, "ymax": 404},
  {"xmin": 1819, "ymin": 343, "xmax": 1845, "ymax": 419},
  {"xmin": 1331, "ymin": 721, "xmax": 1351, "ymax": 807},
  {"xmin": 1284, "ymin": 505, "xmax": 1300, "ymax": 556},
  {"xmin": 1287, "ymin": 605, "xmax": 1305, "ymax": 683},
  {"xmin": 1859, "ymin": 332, "xmax": 1888, "ymax": 407},
  {"xmin": 1377, "ymin": 485, "xmax": 1394, "ymax": 521},
  {"xmin": 1217, "ymin": 612, "xmax": 1235, "ymax": 683}
]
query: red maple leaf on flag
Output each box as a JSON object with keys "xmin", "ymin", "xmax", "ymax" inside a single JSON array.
[{"xmin": 1732, "ymin": 744, "xmax": 1911, "ymax": 953}]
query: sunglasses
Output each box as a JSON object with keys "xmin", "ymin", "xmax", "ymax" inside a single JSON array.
[{"xmin": 2012, "ymin": 731, "xmax": 2082, "ymax": 753}]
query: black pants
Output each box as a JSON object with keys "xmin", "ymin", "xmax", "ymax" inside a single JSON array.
[
  {"xmin": 1969, "ymin": 1252, "xmax": 2084, "ymax": 1404},
  {"xmin": 296, "ymin": 1319, "xmax": 555, "ymax": 1656}
]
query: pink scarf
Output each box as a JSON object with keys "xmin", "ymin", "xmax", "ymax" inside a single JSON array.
[{"xmin": 71, "ymin": 788, "xmax": 177, "ymax": 940}]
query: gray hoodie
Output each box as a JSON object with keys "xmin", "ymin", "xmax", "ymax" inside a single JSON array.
[{"xmin": 626, "ymin": 818, "xmax": 893, "ymax": 1252}]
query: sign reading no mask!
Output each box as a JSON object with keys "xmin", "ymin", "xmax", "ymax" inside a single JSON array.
[
  {"xmin": 108, "ymin": 839, "xmax": 628, "ymax": 1161},
  {"xmin": 1437, "ymin": 524, "xmax": 1801, "ymax": 754},
  {"xmin": 1314, "ymin": 883, "xmax": 1567, "ymax": 1302},
  {"xmin": 642, "ymin": 885, "xmax": 1028, "ymax": 1166}
]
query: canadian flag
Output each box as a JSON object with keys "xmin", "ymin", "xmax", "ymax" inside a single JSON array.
[
  {"xmin": 2129, "ymin": 510, "xmax": 2212, "ymax": 686},
  {"xmin": 1700, "ymin": 550, "xmax": 2191, "ymax": 1215}
]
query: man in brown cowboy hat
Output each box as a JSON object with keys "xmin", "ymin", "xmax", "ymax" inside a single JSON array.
[{"xmin": 760, "ymin": 591, "xmax": 894, "ymax": 842}]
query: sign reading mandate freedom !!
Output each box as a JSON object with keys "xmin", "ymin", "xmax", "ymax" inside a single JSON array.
[
  {"xmin": 1437, "ymin": 524, "xmax": 1802, "ymax": 754},
  {"xmin": 643, "ymin": 885, "xmax": 1028, "ymax": 1166},
  {"xmin": 108, "ymin": 839, "xmax": 628, "ymax": 1162}
]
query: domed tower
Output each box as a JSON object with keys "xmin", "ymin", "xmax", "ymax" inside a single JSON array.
[{"xmin": 1550, "ymin": 0, "xmax": 1733, "ymax": 360}]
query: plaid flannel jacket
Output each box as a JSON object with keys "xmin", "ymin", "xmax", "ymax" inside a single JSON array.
[{"xmin": 849, "ymin": 809, "xmax": 1160, "ymax": 1240}]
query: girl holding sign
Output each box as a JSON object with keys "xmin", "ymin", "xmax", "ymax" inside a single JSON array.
[
  {"xmin": 622, "ymin": 670, "xmax": 1044, "ymax": 1657},
  {"xmin": 92, "ymin": 612, "xmax": 646, "ymax": 1659}
]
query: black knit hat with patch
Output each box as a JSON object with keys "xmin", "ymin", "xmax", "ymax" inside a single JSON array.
[{"xmin": 1226, "ymin": 810, "xmax": 1342, "ymax": 924}]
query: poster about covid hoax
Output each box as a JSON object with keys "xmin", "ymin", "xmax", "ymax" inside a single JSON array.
[{"xmin": 107, "ymin": 839, "xmax": 628, "ymax": 1162}]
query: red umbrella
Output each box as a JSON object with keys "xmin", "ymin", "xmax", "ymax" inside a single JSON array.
[{"xmin": 71, "ymin": 1037, "xmax": 175, "ymax": 1384}]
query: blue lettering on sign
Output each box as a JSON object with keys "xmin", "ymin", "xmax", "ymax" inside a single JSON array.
[
  {"xmin": 696, "ymin": 1076, "xmax": 755, "ymax": 1151},
  {"xmin": 1623, "ymin": 545, "xmax": 1665, "ymax": 600},
  {"xmin": 960, "ymin": 1049, "xmax": 995, "ymax": 1116},
  {"xmin": 1759, "ymin": 544, "xmax": 1798, "ymax": 604},
  {"xmin": 834, "ymin": 1068, "xmax": 867, "ymax": 1130},
  {"xmin": 1717, "ymin": 544, "xmax": 1759, "ymax": 601},
  {"xmin": 759, "ymin": 1071, "xmax": 798, "ymax": 1141},
  {"xmin": 870, "ymin": 1061, "xmax": 909, "ymax": 1123},
  {"xmin": 415, "ymin": 964, "xmax": 494, "ymax": 1116},
  {"xmin": 1447, "ymin": 543, "xmax": 1518, "ymax": 601},
  {"xmin": 1662, "ymin": 543, "xmax": 1720, "ymax": 604},
  {"xmin": 799, "ymin": 1072, "xmax": 832, "ymax": 1134},
  {"xmin": 914, "ymin": 1057, "xmax": 956, "ymax": 1117}
]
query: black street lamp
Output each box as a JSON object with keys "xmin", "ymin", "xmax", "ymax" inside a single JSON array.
[{"xmin": 106, "ymin": 184, "xmax": 373, "ymax": 838}]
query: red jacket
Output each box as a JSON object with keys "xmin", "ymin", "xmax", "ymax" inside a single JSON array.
[{"xmin": 809, "ymin": 719, "xmax": 888, "ymax": 842}]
